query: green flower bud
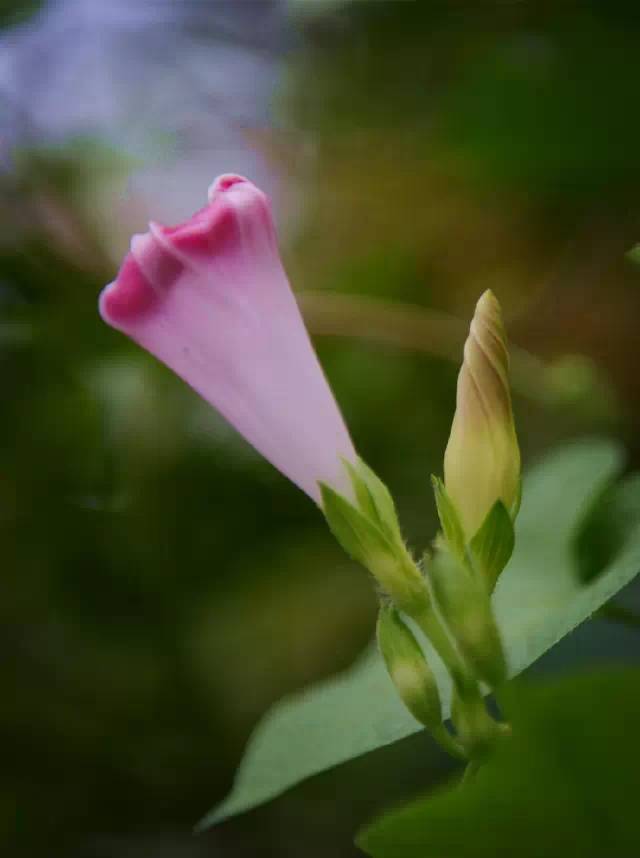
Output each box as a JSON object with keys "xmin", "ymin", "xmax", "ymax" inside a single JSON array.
[
  {"xmin": 377, "ymin": 604, "xmax": 468, "ymax": 759},
  {"xmin": 444, "ymin": 290, "xmax": 521, "ymax": 541},
  {"xmin": 377, "ymin": 604, "xmax": 443, "ymax": 731}
]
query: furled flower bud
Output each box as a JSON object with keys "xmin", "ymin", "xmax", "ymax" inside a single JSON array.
[
  {"xmin": 377, "ymin": 603, "xmax": 442, "ymax": 730},
  {"xmin": 99, "ymin": 175, "xmax": 356, "ymax": 502},
  {"xmin": 377, "ymin": 603, "xmax": 465, "ymax": 758},
  {"xmin": 443, "ymin": 290, "xmax": 520, "ymax": 541}
]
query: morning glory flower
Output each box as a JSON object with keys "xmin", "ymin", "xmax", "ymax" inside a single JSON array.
[{"xmin": 99, "ymin": 174, "xmax": 356, "ymax": 502}]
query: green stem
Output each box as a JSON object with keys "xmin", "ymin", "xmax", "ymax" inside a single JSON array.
[
  {"xmin": 410, "ymin": 599, "xmax": 477, "ymax": 698},
  {"xmin": 410, "ymin": 599, "xmax": 506, "ymax": 754},
  {"xmin": 460, "ymin": 758, "xmax": 482, "ymax": 786}
]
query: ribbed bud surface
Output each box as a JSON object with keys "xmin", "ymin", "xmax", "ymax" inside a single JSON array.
[{"xmin": 444, "ymin": 290, "xmax": 520, "ymax": 540}]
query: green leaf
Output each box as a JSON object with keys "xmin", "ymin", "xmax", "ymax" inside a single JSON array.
[
  {"xmin": 469, "ymin": 500, "xmax": 515, "ymax": 592},
  {"xmin": 196, "ymin": 647, "xmax": 413, "ymax": 829},
  {"xmin": 431, "ymin": 475, "xmax": 466, "ymax": 559},
  {"xmin": 201, "ymin": 439, "xmax": 639, "ymax": 828},
  {"xmin": 492, "ymin": 441, "xmax": 632, "ymax": 683},
  {"xmin": 358, "ymin": 669, "xmax": 640, "ymax": 857}
]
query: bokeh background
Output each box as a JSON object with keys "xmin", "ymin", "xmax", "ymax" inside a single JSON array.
[{"xmin": 2, "ymin": 1, "xmax": 640, "ymax": 855}]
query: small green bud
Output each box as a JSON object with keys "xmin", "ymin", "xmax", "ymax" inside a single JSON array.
[
  {"xmin": 443, "ymin": 290, "xmax": 521, "ymax": 542},
  {"xmin": 427, "ymin": 544, "xmax": 507, "ymax": 689},
  {"xmin": 377, "ymin": 604, "xmax": 443, "ymax": 730}
]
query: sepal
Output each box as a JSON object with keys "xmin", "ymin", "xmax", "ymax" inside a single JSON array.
[
  {"xmin": 469, "ymin": 499, "xmax": 515, "ymax": 593},
  {"xmin": 431, "ymin": 475, "xmax": 466, "ymax": 560},
  {"xmin": 344, "ymin": 457, "xmax": 404, "ymax": 545},
  {"xmin": 320, "ymin": 482, "xmax": 394, "ymax": 570},
  {"xmin": 426, "ymin": 545, "xmax": 507, "ymax": 688},
  {"xmin": 320, "ymin": 482, "xmax": 426, "ymax": 612}
]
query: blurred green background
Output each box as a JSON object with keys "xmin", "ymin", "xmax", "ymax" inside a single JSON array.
[{"xmin": 2, "ymin": 1, "xmax": 640, "ymax": 855}]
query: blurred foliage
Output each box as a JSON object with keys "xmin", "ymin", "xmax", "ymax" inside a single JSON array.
[
  {"xmin": 1, "ymin": 1, "xmax": 640, "ymax": 857},
  {"xmin": 575, "ymin": 471, "xmax": 640, "ymax": 584},
  {"xmin": 283, "ymin": 0, "xmax": 640, "ymax": 447},
  {"xmin": 358, "ymin": 669, "xmax": 640, "ymax": 857}
]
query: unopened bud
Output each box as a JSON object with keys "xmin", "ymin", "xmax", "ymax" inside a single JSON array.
[
  {"xmin": 444, "ymin": 290, "xmax": 520, "ymax": 541},
  {"xmin": 377, "ymin": 604, "xmax": 443, "ymax": 730}
]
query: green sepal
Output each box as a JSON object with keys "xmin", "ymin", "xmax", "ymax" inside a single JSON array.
[
  {"xmin": 426, "ymin": 546, "xmax": 506, "ymax": 689},
  {"xmin": 320, "ymin": 482, "xmax": 395, "ymax": 571},
  {"xmin": 344, "ymin": 457, "xmax": 404, "ymax": 545},
  {"xmin": 469, "ymin": 500, "xmax": 515, "ymax": 593},
  {"xmin": 320, "ymin": 482, "xmax": 427, "ymax": 610},
  {"xmin": 511, "ymin": 477, "xmax": 523, "ymax": 520},
  {"xmin": 431, "ymin": 475, "xmax": 466, "ymax": 559}
]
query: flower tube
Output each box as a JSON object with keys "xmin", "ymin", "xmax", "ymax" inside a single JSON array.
[{"xmin": 99, "ymin": 174, "xmax": 356, "ymax": 502}]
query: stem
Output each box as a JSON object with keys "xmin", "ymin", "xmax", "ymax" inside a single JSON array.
[
  {"xmin": 410, "ymin": 599, "xmax": 506, "ymax": 754},
  {"xmin": 410, "ymin": 599, "xmax": 475, "ymax": 696},
  {"xmin": 430, "ymin": 724, "xmax": 468, "ymax": 761}
]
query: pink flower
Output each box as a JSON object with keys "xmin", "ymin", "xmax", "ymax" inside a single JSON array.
[{"xmin": 99, "ymin": 174, "xmax": 356, "ymax": 502}]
